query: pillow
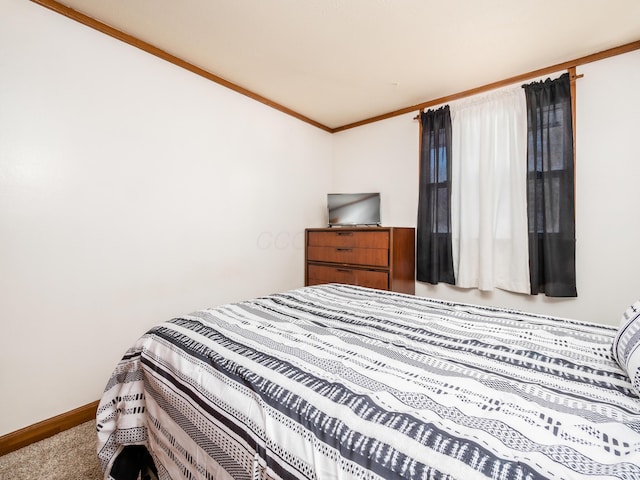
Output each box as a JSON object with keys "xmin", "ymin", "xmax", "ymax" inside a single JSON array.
[{"xmin": 612, "ymin": 300, "xmax": 640, "ymax": 394}]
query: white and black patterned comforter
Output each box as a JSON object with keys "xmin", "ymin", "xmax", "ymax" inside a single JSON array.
[{"xmin": 97, "ymin": 284, "xmax": 640, "ymax": 480}]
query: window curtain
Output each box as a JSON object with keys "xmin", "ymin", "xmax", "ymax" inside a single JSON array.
[
  {"xmin": 416, "ymin": 106, "xmax": 455, "ymax": 285},
  {"xmin": 450, "ymin": 87, "xmax": 530, "ymax": 293},
  {"xmin": 523, "ymin": 73, "xmax": 577, "ymax": 297}
]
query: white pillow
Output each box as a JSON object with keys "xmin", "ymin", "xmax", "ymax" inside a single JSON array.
[{"xmin": 612, "ymin": 300, "xmax": 640, "ymax": 394}]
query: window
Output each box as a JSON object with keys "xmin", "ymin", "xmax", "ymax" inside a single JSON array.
[{"xmin": 415, "ymin": 73, "xmax": 576, "ymax": 297}]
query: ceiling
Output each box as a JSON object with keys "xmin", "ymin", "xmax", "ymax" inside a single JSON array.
[{"xmin": 44, "ymin": 0, "xmax": 640, "ymax": 131}]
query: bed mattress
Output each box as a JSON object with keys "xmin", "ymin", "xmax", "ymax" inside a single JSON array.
[{"xmin": 97, "ymin": 284, "xmax": 640, "ymax": 480}]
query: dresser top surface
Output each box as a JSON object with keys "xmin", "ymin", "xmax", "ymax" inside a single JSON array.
[{"xmin": 306, "ymin": 226, "xmax": 413, "ymax": 232}]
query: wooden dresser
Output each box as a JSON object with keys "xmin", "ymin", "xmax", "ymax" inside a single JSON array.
[{"xmin": 305, "ymin": 227, "xmax": 415, "ymax": 294}]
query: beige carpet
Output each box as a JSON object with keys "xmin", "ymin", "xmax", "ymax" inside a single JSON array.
[{"xmin": 0, "ymin": 421, "xmax": 103, "ymax": 480}]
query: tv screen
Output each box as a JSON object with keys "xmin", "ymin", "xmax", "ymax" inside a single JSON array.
[{"xmin": 327, "ymin": 193, "xmax": 381, "ymax": 226}]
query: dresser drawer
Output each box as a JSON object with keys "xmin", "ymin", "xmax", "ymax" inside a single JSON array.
[
  {"xmin": 306, "ymin": 246, "xmax": 389, "ymax": 267},
  {"xmin": 304, "ymin": 227, "xmax": 415, "ymax": 295},
  {"xmin": 307, "ymin": 230, "xmax": 389, "ymax": 249},
  {"xmin": 307, "ymin": 264, "xmax": 389, "ymax": 290}
]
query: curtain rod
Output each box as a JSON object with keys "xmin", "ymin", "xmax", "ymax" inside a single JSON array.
[{"xmin": 413, "ymin": 70, "xmax": 585, "ymax": 120}]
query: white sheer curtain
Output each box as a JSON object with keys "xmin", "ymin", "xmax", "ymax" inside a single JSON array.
[{"xmin": 450, "ymin": 85, "xmax": 530, "ymax": 293}]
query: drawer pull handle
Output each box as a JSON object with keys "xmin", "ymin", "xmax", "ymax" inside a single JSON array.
[
  {"xmin": 336, "ymin": 232, "xmax": 353, "ymax": 236},
  {"xmin": 336, "ymin": 269, "xmax": 352, "ymax": 273},
  {"xmin": 335, "ymin": 248, "xmax": 352, "ymax": 252}
]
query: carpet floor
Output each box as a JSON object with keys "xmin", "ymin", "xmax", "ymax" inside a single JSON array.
[{"xmin": 0, "ymin": 421, "xmax": 103, "ymax": 480}]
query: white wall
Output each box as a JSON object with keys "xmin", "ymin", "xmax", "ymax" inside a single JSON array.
[
  {"xmin": 0, "ymin": 0, "xmax": 332, "ymax": 436},
  {"xmin": 333, "ymin": 49, "xmax": 640, "ymax": 327},
  {"xmin": 331, "ymin": 114, "xmax": 419, "ymax": 228},
  {"xmin": 575, "ymin": 51, "xmax": 640, "ymax": 323}
]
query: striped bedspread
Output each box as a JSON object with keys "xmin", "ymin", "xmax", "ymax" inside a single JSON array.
[{"xmin": 97, "ymin": 284, "xmax": 640, "ymax": 480}]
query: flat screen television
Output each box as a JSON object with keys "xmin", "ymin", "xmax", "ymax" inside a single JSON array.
[{"xmin": 327, "ymin": 193, "xmax": 381, "ymax": 227}]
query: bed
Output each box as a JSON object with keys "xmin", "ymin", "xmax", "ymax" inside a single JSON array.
[{"xmin": 97, "ymin": 284, "xmax": 640, "ymax": 480}]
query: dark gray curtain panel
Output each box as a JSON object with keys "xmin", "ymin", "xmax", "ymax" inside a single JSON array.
[
  {"xmin": 523, "ymin": 73, "xmax": 577, "ymax": 297},
  {"xmin": 417, "ymin": 106, "xmax": 455, "ymax": 285}
]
